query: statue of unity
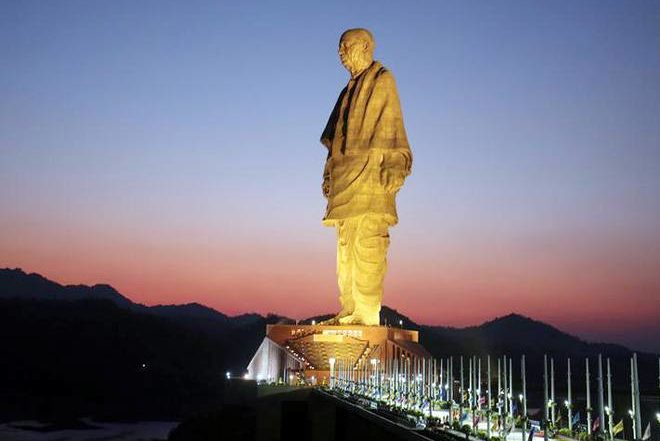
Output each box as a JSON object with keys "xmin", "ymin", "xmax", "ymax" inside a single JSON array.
[{"xmin": 320, "ymin": 28, "xmax": 412, "ymax": 326}]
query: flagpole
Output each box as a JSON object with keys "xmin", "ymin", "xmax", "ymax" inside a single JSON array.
[
  {"xmin": 502, "ymin": 355, "xmax": 511, "ymax": 416},
  {"xmin": 521, "ymin": 355, "xmax": 527, "ymax": 441},
  {"xmin": 630, "ymin": 356, "xmax": 636, "ymax": 439},
  {"xmin": 487, "ymin": 355, "xmax": 492, "ymax": 440},
  {"xmin": 433, "ymin": 358, "xmax": 437, "ymax": 413},
  {"xmin": 633, "ymin": 353, "xmax": 642, "ymax": 440},
  {"xmin": 478, "ymin": 356, "xmax": 482, "ymax": 405},
  {"xmin": 502, "ymin": 355, "xmax": 507, "ymax": 437},
  {"xmin": 470, "ymin": 356, "xmax": 475, "ymax": 427},
  {"xmin": 426, "ymin": 358, "xmax": 431, "ymax": 418},
  {"xmin": 450, "ymin": 356, "xmax": 454, "ymax": 424},
  {"xmin": 477, "ymin": 356, "xmax": 481, "ymax": 411},
  {"xmin": 461, "ymin": 356, "xmax": 465, "ymax": 422},
  {"xmin": 586, "ymin": 358, "xmax": 592, "ymax": 437},
  {"xmin": 437, "ymin": 357, "xmax": 441, "ymax": 402},
  {"xmin": 551, "ymin": 357, "xmax": 556, "ymax": 425},
  {"xmin": 568, "ymin": 357, "xmax": 573, "ymax": 433},
  {"xmin": 607, "ymin": 358, "xmax": 613, "ymax": 440},
  {"xmin": 475, "ymin": 355, "xmax": 479, "ymax": 429},
  {"xmin": 469, "ymin": 357, "xmax": 473, "ymax": 410},
  {"xmin": 498, "ymin": 357, "xmax": 502, "ymax": 423},
  {"xmin": 509, "ymin": 358, "xmax": 514, "ymax": 415},
  {"xmin": 509, "ymin": 357, "xmax": 514, "ymax": 433},
  {"xmin": 598, "ymin": 354, "xmax": 606, "ymax": 437},
  {"xmin": 544, "ymin": 354, "xmax": 549, "ymax": 441}
]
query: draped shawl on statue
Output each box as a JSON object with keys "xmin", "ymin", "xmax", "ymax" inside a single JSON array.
[{"xmin": 320, "ymin": 61, "xmax": 412, "ymax": 226}]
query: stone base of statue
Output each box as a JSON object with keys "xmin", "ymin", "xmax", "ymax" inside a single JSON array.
[{"xmin": 246, "ymin": 324, "xmax": 430, "ymax": 385}]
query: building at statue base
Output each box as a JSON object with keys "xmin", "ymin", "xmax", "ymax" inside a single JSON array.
[{"xmin": 246, "ymin": 324, "xmax": 430, "ymax": 385}]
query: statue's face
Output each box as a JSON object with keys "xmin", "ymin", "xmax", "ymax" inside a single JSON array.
[{"xmin": 338, "ymin": 33, "xmax": 372, "ymax": 75}]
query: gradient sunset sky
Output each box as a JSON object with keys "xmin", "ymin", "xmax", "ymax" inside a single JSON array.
[{"xmin": 1, "ymin": 1, "xmax": 659, "ymax": 352}]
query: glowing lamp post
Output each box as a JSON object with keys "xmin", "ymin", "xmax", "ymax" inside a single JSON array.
[
  {"xmin": 329, "ymin": 357, "xmax": 336, "ymax": 389},
  {"xmin": 629, "ymin": 409, "xmax": 636, "ymax": 439},
  {"xmin": 371, "ymin": 358, "xmax": 379, "ymax": 397}
]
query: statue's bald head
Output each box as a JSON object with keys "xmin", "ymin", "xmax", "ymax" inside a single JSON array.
[
  {"xmin": 340, "ymin": 28, "xmax": 375, "ymax": 52},
  {"xmin": 338, "ymin": 28, "xmax": 375, "ymax": 78}
]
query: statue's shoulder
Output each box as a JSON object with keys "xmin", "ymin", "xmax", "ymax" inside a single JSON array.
[
  {"xmin": 372, "ymin": 62, "xmax": 396, "ymax": 84},
  {"xmin": 371, "ymin": 62, "xmax": 398, "ymax": 94}
]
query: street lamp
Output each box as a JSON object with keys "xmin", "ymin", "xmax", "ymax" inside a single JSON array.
[{"xmin": 329, "ymin": 358, "xmax": 336, "ymax": 389}]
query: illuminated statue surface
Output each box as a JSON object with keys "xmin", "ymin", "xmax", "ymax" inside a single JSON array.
[{"xmin": 321, "ymin": 29, "xmax": 412, "ymax": 326}]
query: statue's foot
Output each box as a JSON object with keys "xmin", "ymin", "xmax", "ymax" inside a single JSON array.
[
  {"xmin": 319, "ymin": 308, "xmax": 354, "ymax": 325},
  {"xmin": 318, "ymin": 316, "xmax": 340, "ymax": 325},
  {"xmin": 338, "ymin": 311, "xmax": 380, "ymax": 326},
  {"xmin": 338, "ymin": 314, "xmax": 363, "ymax": 325}
]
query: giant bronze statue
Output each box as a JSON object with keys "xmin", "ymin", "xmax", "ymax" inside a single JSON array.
[{"xmin": 321, "ymin": 29, "xmax": 412, "ymax": 326}]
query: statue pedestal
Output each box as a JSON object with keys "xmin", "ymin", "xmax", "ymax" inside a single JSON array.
[{"xmin": 246, "ymin": 324, "xmax": 430, "ymax": 385}]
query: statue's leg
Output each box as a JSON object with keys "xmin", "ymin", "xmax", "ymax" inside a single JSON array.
[
  {"xmin": 335, "ymin": 219, "xmax": 355, "ymax": 318},
  {"xmin": 339, "ymin": 214, "xmax": 389, "ymax": 326}
]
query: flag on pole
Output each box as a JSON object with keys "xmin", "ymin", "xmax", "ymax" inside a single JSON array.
[
  {"xmin": 612, "ymin": 419, "xmax": 624, "ymax": 437},
  {"xmin": 642, "ymin": 422, "xmax": 651, "ymax": 441},
  {"xmin": 592, "ymin": 416, "xmax": 600, "ymax": 433},
  {"xmin": 571, "ymin": 411, "xmax": 580, "ymax": 426},
  {"xmin": 527, "ymin": 426, "xmax": 536, "ymax": 441}
]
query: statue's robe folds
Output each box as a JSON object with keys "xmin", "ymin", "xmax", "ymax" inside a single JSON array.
[
  {"xmin": 320, "ymin": 61, "xmax": 412, "ymax": 325},
  {"xmin": 321, "ymin": 61, "xmax": 412, "ymax": 226}
]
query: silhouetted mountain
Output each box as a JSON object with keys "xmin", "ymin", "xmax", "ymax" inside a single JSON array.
[
  {"xmin": 1, "ymin": 268, "xmax": 657, "ymax": 422},
  {"xmin": 0, "ymin": 268, "xmax": 134, "ymax": 307},
  {"xmin": 0, "ymin": 268, "xmax": 283, "ymax": 334},
  {"xmin": 417, "ymin": 312, "xmax": 635, "ymax": 359},
  {"xmin": 151, "ymin": 302, "xmax": 230, "ymax": 321}
]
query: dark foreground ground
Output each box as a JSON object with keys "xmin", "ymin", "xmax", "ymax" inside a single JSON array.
[{"xmin": 169, "ymin": 383, "xmax": 462, "ymax": 441}]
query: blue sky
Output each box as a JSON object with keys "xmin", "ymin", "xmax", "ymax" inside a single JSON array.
[{"xmin": 2, "ymin": 1, "xmax": 659, "ymax": 352}]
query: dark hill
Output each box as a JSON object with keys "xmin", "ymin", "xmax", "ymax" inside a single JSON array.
[{"xmin": 0, "ymin": 267, "xmax": 657, "ymax": 421}]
